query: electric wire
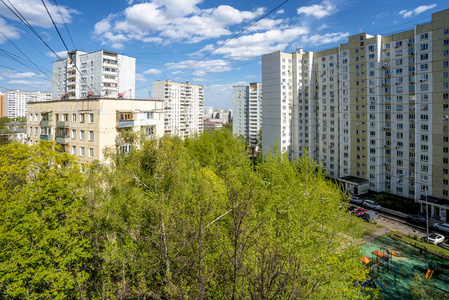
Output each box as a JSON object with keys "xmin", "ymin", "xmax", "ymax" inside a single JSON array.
[
  {"xmin": 53, "ymin": 0, "xmax": 76, "ymax": 50},
  {"xmin": 0, "ymin": 30, "xmax": 53, "ymax": 82},
  {"xmin": 175, "ymin": 0, "xmax": 290, "ymax": 77},
  {"xmin": 40, "ymin": 0, "xmax": 99, "ymax": 94}
]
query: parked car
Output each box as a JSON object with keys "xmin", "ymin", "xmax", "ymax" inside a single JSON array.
[
  {"xmin": 440, "ymin": 238, "xmax": 449, "ymax": 250},
  {"xmin": 433, "ymin": 223, "xmax": 449, "ymax": 233},
  {"xmin": 425, "ymin": 233, "xmax": 445, "ymax": 245},
  {"xmin": 406, "ymin": 214, "xmax": 427, "ymax": 225},
  {"xmin": 347, "ymin": 205, "xmax": 356, "ymax": 214},
  {"xmin": 354, "ymin": 208, "xmax": 367, "ymax": 217},
  {"xmin": 365, "ymin": 210, "xmax": 379, "ymax": 221},
  {"xmin": 363, "ymin": 200, "xmax": 382, "ymax": 210},
  {"xmin": 351, "ymin": 196, "xmax": 363, "ymax": 204}
]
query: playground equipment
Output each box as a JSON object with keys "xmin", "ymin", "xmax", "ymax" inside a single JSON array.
[
  {"xmin": 373, "ymin": 276, "xmax": 388, "ymax": 292},
  {"xmin": 387, "ymin": 248, "xmax": 403, "ymax": 257},
  {"xmin": 425, "ymin": 269, "xmax": 434, "ymax": 279}
]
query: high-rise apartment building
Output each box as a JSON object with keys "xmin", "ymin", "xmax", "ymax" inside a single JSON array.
[
  {"xmin": 233, "ymin": 83, "xmax": 262, "ymax": 146},
  {"xmin": 27, "ymin": 98, "xmax": 164, "ymax": 163},
  {"xmin": 0, "ymin": 93, "xmax": 5, "ymax": 118},
  {"xmin": 262, "ymin": 9, "xmax": 449, "ymax": 220},
  {"xmin": 152, "ymin": 80, "xmax": 204, "ymax": 138},
  {"xmin": 5, "ymin": 90, "xmax": 51, "ymax": 119},
  {"xmin": 52, "ymin": 50, "xmax": 135, "ymax": 100}
]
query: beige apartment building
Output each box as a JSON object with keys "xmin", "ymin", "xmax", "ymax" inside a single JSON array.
[
  {"xmin": 27, "ymin": 98, "xmax": 164, "ymax": 163},
  {"xmin": 262, "ymin": 9, "xmax": 449, "ymax": 221}
]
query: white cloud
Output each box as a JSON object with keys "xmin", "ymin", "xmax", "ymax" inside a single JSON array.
[
  {"xmin": 93, "ymin": 2, "xmax": 266, "ymax": 47},
  {"xmin": 165, "ymin": 59, "xmax": 232, "ymax": 76},
  {"xmin": 204, "ymin": 81, "xmax": 248, "ymax": 108},
  {"xmin": 7, "ymin": 72, "xmax": 38, "ymax": 79},
  {"xmin": 194, "ymin": 26, "xmax": 309, "ymax": 60},
  {"xmin": 276, "ymin": 9, "xmax": 284, "ymax": 14},
  {"xmin": 399, "ymin": 4, "xmax": 437, "ymax": 18},
  {"xmin": 245, "ymin": 74, "xmax": 259, "ymax": 79},
  {"xmin": 143, "ymin": 68, "xmax": 162, "ymax": 75},
  {"xmin": 301, "ymin": 32, "xmax": 349, "ymax": 46},
  {"xmin": 297, "ymin": 0, "xmax": 336, "ymax": 19},
  {"xmin": 7, "ymin": 80, "xmax": 51, "ymax": 90},
  {"xmin": 135, "ymin": 73, "xmax": 146, "ymax": 83},
  {"xmin": 0, "ymin": 18, "xmax": 21, "ymax": 44},
  {"xmin": 317, "ymin": 24, "xmax": 329, "ymax": 31},
  {"xmin": 0, "ymin": 0, "xmax": 78, "ymax": 28},
  {"xmin": 46, "ymin": 50, "xmax": 68, "ymax": 59}
]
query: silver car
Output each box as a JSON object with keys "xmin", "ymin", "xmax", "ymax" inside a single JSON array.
[
  {"xmin": 363, "ymin": 200, "xmax": 382, "ymax": 210},
  {"xmin": 433, "ymin": 223, "xmax": 449, "ymax": 233},
  {"xmin": 351, "ymin": 196, "xmax": 363, "ymax": 204}
]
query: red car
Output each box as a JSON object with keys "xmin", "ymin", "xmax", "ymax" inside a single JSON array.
[{"xmin": 354, "ymin": 208, "xmax": 367, "ymax": 216}]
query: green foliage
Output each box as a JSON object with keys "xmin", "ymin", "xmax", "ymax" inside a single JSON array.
[
  {"xmin": 410, "ymin": 273, "xmax": 442, "ymax": 299},
  {"xmin": 0, "ymin": 142, "xmax": 92, "ymax": 298},
  {"xmin": 1, "ymin": 132, "xmax": 373, "ymax": 299}
]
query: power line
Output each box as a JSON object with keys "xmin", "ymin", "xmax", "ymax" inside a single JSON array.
[
  {"xmin": 0, "ymin": 30, "xmax": 53, "ymax": 82},
  {"xmin": 41, "ymin": 0, "xmax": 69, "ymax": 52},
  {"xmin": 53, "ymin": 0, "xmax": 76, "ymax": 50},
  {"xmin": 176, "ymin": 0, "xmax": 290, "ymax": 77}
]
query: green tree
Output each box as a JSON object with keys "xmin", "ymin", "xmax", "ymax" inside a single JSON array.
[{"xmin": 0, "ymin": 142, "xmax": 92, "ymax": 299}]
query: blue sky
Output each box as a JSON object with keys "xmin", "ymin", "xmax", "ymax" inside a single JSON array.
[{"xmin": 0, "ymin": 0, "xmax": 448, "ymax": 109}]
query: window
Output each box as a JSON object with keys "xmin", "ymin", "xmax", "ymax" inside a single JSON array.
[
  {"xmin": 89, "ymin": 148, "xmax": 93, "ymax": 158},
  {"xmin": 71, "ymin": 129, "xmax": 76, "ymax": 139},
  {"xmin": 421, "ymin": 43, "xmax": 428, "ymax": 50},
  {"xmin": 421, "ymin": 33, "xmax": 428, "ymax": 40},
  {"xmin": 80, "ymin": 147, "xmax": 85, "ymax": 157},
  {"xmin": 80, "ymin": 130, "xmax": 85, "ymax": 140},
  {"xmin": 29, "ymin": 114, "xmax": 32, "ymax": 121},
  {"xmin": 80, "ymin": 114, "xmax": 85, "ymax": 123},
  {"xmin": 72, "ymin": 114, "xmax": 76, "ymax": 122},
  {"xmin": 71, "ymin": 146, "xmax": 76, "ymax": 155},
  {"xmin": 89, "ymin": 114, "xmax": 94, "ymax": 123},
  {"xmin": 89, "ymin": 131, "xmax": 94, "ymax": 141}
]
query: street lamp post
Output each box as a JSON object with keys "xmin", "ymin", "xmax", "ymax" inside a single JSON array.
[{"xmin": 426, "ymin": 189, "xmax": 429, "ymax": 244}]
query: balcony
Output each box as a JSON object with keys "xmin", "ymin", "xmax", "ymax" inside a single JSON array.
[
  {"xmin": 39, "ymin": 120, "xmax": 50, "ymax": 127},
  {"xmin": 56, "ymin": 121, "xmax": 69, "ymax": 127},
  {"xmin": 118, "ymin": 120, "xmax": 134, "ymax": 128},
  {"xmin": 40, "ymin": 134, "xmax": 51, "ymax": 141},
  {"xmin": 55, "ymin": 136, "xmax": 70, "ymax": 144}
]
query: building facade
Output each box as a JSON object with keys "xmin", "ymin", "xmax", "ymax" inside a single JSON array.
[
  {"xmin": 152, "ymin": 80, "xmax": 204, "ymax": 138},
  {"xmin": 27, "ymin": 98, "xmax": 164, "ymax": 163},
  {"xmin": 52, "ymin": 50, "xmax": 135, "ymax": 100},
  {"xmin": 0, "ymin": 93, "xmax": 5, "ymax": 118},
  {"xmin": 5, "ymin": 90, "xmax": 51, "ymax": 119},
  {"xmin": 233, "ymin": 83, "xmax": 262, "ymax": 146},
  {"xmin": 262, "ymin": 9, "xmax": 449, "ymax": 220}
]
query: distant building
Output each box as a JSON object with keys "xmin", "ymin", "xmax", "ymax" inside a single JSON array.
[
  {"xmin": 27, "ymin": 98, "xmax": 164, "ymax": 163},
  {"xmin": 233, "ymin": 83, "xmax": 262, "ymax": 146},
  {"xmin": 205, "ymin": 108, "xmax": 233, "ymax": 124},
  {"xmin": 152, "ymin": 80, "xmax": 203, "ymax": 138},
  {"xmin": 6, "ymin": 90, "xmax": 51, "ymax": 119},
  {"xmin": 52, "ymin": 50, "xmax": 135, "ymax": 100},
  {"xmin": 203, "ymin": 119, "xmax": 223, "ymax": 133},
  {"xmin": 0, "ymin": 93, "xmax": 5, "ymax": 118}
]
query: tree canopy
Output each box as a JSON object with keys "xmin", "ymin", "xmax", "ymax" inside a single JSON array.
[{"xmin": 0, "ymin": 131, "xmax": 375, "ymax": 299}]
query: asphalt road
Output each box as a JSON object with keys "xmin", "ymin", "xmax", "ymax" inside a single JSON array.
[{"xmin": 349, "ymin": 201, "xmax": 449, "ymax": 238}]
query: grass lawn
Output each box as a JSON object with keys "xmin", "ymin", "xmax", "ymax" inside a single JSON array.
[
  {"xmin": 342, "ymin": 213, "xmax": 383, "ymax": 240},
  {"xmin": 385, "ymin": 232, "xmax": 449, "ymax": 260}
]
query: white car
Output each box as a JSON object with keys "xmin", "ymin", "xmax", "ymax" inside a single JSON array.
[
  {"xmin": 433, "ymin": 223, "xmax": 449, "ymax": 233},
  {"xmin": 363, "ymin": 200, "xmax": 382, "ymax": 211},
  {"xmin": 426, "ymin": 233, "xmax": 445, "ymax": 245},
  {"xmin": 351, "ymin": 196, "xmax": 363, "ymax": 204}
]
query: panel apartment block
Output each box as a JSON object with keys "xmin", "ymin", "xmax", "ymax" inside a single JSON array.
[
  {"xmin": 6, "ymin": 90, "xmax": 51, "ymax": 119},
  {"xmin": 52, "ymin": 50, "xmax": 135, "ymax": 100},
  {"xmin": 233, "ymin": 82, "xmax": 262, "ymax": 146},
  {"xmin": 152, "ymin": 80, "xmax": 204, "ymax": 138},
  {"xmin": 262, "ymin": 9, "xmax": 449, "ymax": 219}
]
